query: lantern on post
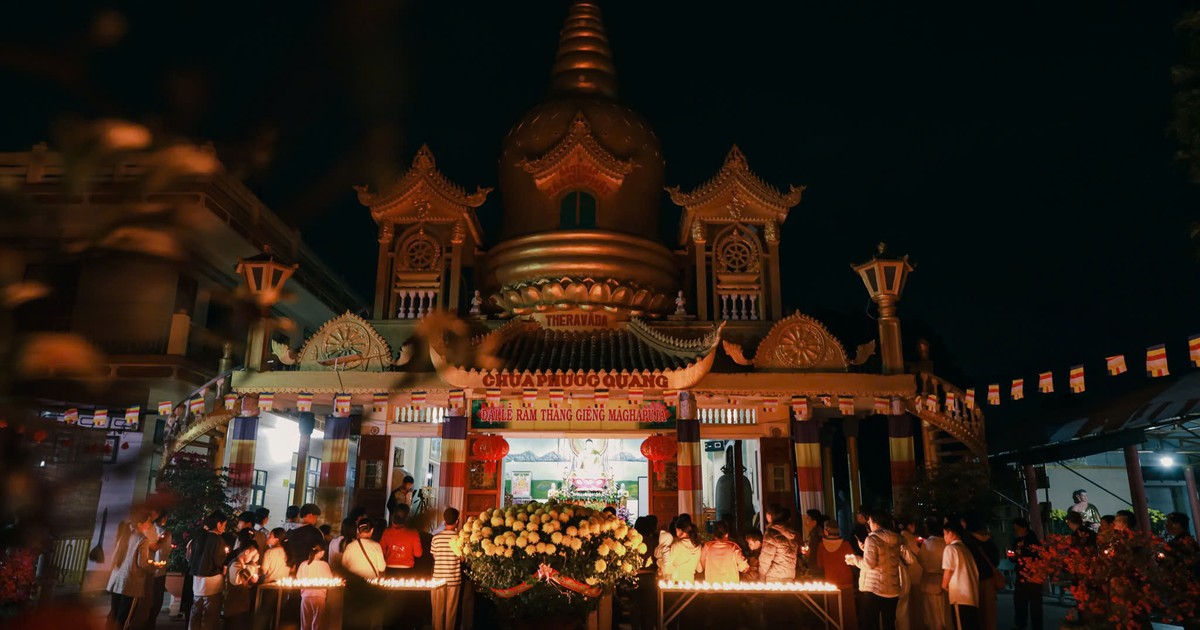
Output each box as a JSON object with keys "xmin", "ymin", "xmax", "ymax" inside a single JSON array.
[
  {"xmin": 851, "ymin": 243, "xmax": 914, "ymax": 375},
  {"xmin": 236, "ymin": 246, "xmax": 298, "ymax": 372},
  {"xmin": 471, "ymin": 434, "xmax": 510, "ymax": 474},
  {"xmin": 640, "ymin": 434, "xmax": 677, "ymax": 474}
]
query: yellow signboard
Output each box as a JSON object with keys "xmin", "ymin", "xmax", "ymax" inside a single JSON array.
[{"xmin": 471, "ymin": 399, "xmax": 675, "ymax": 432}]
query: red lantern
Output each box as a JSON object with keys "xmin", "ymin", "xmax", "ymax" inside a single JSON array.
[
  {"xmin": 471, "ymin": 434, "xmax": 509, "ymax": 475},
  {"xmin": 32, "ymin": 430, "xmax": 48, "ymax": 444},
  {"xmin": 641, "ymin": 434, "xmax": 677, "ymax": 474}
]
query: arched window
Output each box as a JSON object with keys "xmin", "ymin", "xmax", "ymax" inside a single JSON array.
[{"xmin": 559, "ymin": 191, "xmax": 597, "ymax": 228}]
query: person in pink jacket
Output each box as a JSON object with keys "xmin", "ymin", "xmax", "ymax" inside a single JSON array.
[{"xmin": 698, "ymin": 521, "xmax": 749, "ymax": 582}]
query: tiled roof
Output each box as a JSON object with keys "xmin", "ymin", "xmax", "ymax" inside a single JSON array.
[{"xmin": 493, "ymin": 328, "xmax": 707, "ymax": 373}]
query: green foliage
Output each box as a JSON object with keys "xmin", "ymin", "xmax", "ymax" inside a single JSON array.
[{"xmin": 157, "ymin": 454, "xmax": 233, "ymax": 572}]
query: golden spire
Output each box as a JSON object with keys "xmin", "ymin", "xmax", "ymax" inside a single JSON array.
[{"xmin": 549, "ymin": 1, "xmax": 617, "ymax": 98}]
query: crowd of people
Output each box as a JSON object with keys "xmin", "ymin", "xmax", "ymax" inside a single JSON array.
[{"xmin": 104, "ymin": 489, "xmax": 1198, "ymax": 630}]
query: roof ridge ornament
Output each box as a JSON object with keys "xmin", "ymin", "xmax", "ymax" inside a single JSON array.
[{"xmin": 518, "ymin": 111, "xmax": 633, "ymax": 197}]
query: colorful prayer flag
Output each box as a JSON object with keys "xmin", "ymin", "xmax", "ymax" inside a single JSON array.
[
  {"xmin": 965, "ymin": 389, "xmax": 975, "ymax": 410},
  {"xmin": 549, "ymin": 388, "xmax": 564, "ymax": 407},
  {"xmin": 449, "ymin": 389, "xmax": 464, "ymax": 408},
  {"xmin": 522, "ymin": 389, "xmax": 537, "ymax": 407},
  {"xmin": 64, "ymin": 408, "xmax": 78, "ymax": 424},
  {"xmin": 334, "ymin": 393, "xmax": 352, "ymax": 416},
  {"xmin": 791, "ymin": 395, "xmax": 809, "ymax": 420},
  {"xmin": 224, "ymin": 394, "xmax": 237, "ymax": 410},
  {"xmin": 1069, "ymin": 366, "xmax": 1085, "ymax": 393},
  {"xmin": 157, "ymin": 401, "xmax": 172, "ymax": 416},
  {"xmin": 258, "ymin": 393, "xmax": 274, "ymax": 411},
  {"xmin": 762, "ymin": 396, "xmax": 779, "ymax": 412},
  {"xmin": 874, "ymin": 396, "xmax": 890, "ymax": 414},
  {"xmin": 628, "ymin": 388, "xmax": 644, "ymax": 404},
  {"xmin": 987, "ymin": 384, "xmax": 1000, "ymax": 406},
  {"xmin": 946, "ymin": 391, "xmax": 958, "ymax": 413},
  {"xmin": 595, "ymin": 389, "xmax": 609, "ymax": 406},
  {"xmin": 486, "ymin": 388, "xmax": 502, "ymax": 407},
  {"xmin": 93, "ymin": 408, "xmax": 108, "ymax": 428},
  {"xmin": 818, "ymin": 395, "xmax": 832, "ymax": 408},
  {"xmin": 1038, "ymin": 371, "xmax": 1053, "ymax": 394},
  {"xmin": 1011, "ymin": 379, "xmax": 1024, "ymax": 401},
  {"xmin": 411, "ymin": 391, "xmax": 427, "ymax": 407},
  {"xmin": 925, "ymin": 394, "xmax": 938, "ymax": 413},
  {"xmin": 664, "ymin": 390, "xmax": 679, "ymax": 407},
  {"xmin": 1190, "ymin": 335, "xmax": 1200, "ymax": 368},
  {"xmin": 1106, "ymin": 355, "xmax": 1127, "ymax": 376},
  {"xmin": 189, "ymin": 397, "xmax": 205, "ymax": 414},
  {"xmin": 838, "ymin": 395, "xmax": 855, "ymax": 416},
  {"xmin": 372, "ymin": 393, "xmax": 387, "ymax": 414},
  {"xmin": 1146, "ymin": 345, "xmax": 1169, "ymax": 378},
  {"xmin": 125, "ymin": 406, "xmax": 140, "ymax": 429}
]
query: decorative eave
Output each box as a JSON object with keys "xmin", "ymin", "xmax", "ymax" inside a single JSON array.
[
  {"xmin": 626, "ymin": 318, "xmax": 724, "ymax": 357},
  {"xmin": 519, "ymin": 112, "xmax": 634, "ymax": 197},
  {"xmin": 667, "ymin": 145, "xmax": 805, "ymax": 244},
  {"xmin": 354, "ymin": 144, "xmax": 491, "ymax": 244}
]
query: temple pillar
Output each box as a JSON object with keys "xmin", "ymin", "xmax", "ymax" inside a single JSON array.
[
  {"xmin": 448, "ymin": 237, "xmax": 464, "ymax": 313},
  {"xmin": 692, "ymin": 237, "xmax": 708, "ymax": 321},
  {"xmin": 318, "ymin": 415, "xmax": 353, "ymax": 528},
  {"xmin": 1185, "ymin": 465, "xmax": 1200, "ymax": 540},
  {"xmin": 292, "ymin": 412, "xmax": 316, "ymax": 507},
  {"xmin": 822, "ymin": 439, "xmax": 836, "ymax": 518},
  {"xmin": 676, "ymin": 392, "xmax": 703, "ymax": 517},
  {"xmin": 374, "ymin": 224, "xmax": 394, "ymax": 319},
  {"xmin": 888, "ymin": 412, "xmax": 916, "ymax": 506},
  {"xmin": 844, "ymin": 417, "xmax": 862, "ymax": 514},
  {"xmin": 1023, "ymin": 464, "xmax": 1045, "ymax": 540},
  {"xmin": 792, "ymin": 415, "xmax": 823, "ymax": 513},
  {"xmin": 1123, "ymin": 444, "xmax": 1152, "ymax": 533},
  {"xmin": 766, "ymin": 236, "xmax": 782, "ymax": 321},
  {"xmin": 438, "ymin": 414, "xmax": 468, "ymax": 513}
]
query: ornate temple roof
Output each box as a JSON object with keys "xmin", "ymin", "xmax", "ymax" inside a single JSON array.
[
  {"xmin": 518, "ymin": 112, "xmax": 634, "ymax": 196},
  {"xmin": 668, "ymin": 146, "xmax": 805, "ymax": 244},
  {"xmin": 439, "ymin": 318, "xmax": 723, "ymax": 374},
  {"xmin": 354, "ymin": 144, "xmax": 491, "ymax": 243}
]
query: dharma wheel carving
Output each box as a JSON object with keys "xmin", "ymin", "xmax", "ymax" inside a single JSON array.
[
  {"xmin": 774, "ymin": 322, "xmax": 826, "ymax": 367},
  {"xmin": 722, "ymin": 312, "xmax": 849, "ymax": 371},
  {"xmin": 399, "ymin": 231, "xmax": 441, "ymax": 271},
  {"xmin": 297, "ymin": 311, "xmax": 392, "ymax": 371},
  {"xmin": 715, "ymin": 228, "xmax": 760, "ymax": 274}
]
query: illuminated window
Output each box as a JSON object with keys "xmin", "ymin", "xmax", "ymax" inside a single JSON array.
[{"xmin": 559, "ymin": 191, "xmax": 597, "ymax": 228}]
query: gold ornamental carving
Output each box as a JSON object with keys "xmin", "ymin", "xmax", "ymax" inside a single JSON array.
[
  {"xmin": 715, "ymin": 228, "xmax": 761, "ymax": 274},
  {"xmin": 297, "ymin": 311, "xmax": 392, "ymax": 371},
  {"xmin": 399, "ymin": 230, "xmax": 441, "ymax": 271},
  {"xmin": 722, "ymin": 312, "xmax": 849, "ymax": 371},
  {"xmin": 520, "ymin": 111, "xmax": 634, "ymax": 197}
]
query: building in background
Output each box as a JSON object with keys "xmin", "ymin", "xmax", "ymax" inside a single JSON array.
[{"xmin": 0, "ymin": 144, "xmax": 364, "ymax": 591}]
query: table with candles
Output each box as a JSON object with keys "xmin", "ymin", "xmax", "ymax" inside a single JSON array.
[
  {"xmin": 656, "ymin": 580, "xmax": 844, "ymax": 630},
  {"xmin": 256, "ymin": 577, "xmax": 346, "ymax": 630}
]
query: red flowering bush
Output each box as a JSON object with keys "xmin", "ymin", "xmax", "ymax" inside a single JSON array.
[
  {"xmin": 1023, "ymin": 531, "xmax": 1200, "ymax": 629},
  {"xmin": 0, "ymin": 548, "xmax": 38, "ymax": 607}
]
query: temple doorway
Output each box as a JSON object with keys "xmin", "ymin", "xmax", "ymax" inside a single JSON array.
[
  {"xmin": 700, "ymin": 439, "xmax": 762, "ymax": 532},
  {"xmin": 500, "ymin": 437, "xmax": 649, "ymax": 521}
]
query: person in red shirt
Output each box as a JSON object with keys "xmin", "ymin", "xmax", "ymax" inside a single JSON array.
[
  {"xmin": 379, "ymin": 504, "xmax": 424, "ymax": 630},
  {"xmin": 815, "ymin": 519, "xmax": 858, "ymax": 630}
]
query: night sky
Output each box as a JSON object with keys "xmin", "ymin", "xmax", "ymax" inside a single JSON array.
[{"xmin": 4, "ymin": 1, "xmax": 1200, "ymax": 417}]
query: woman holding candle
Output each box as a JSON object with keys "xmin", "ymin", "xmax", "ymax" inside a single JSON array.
[
  {"xmin": 816, "ymin": 520, "xmax": 857, "ymax": 629},
  {"xmin": 297, "ymin": 544, "xmax": 333, "ymax": 630},
  {"xmin": 223, "ymin": 529, "xmax": 260, "ymax": 628},
  {"xmin": 662, "ymin": 514, "xmax": 701, "ymax": 581}
]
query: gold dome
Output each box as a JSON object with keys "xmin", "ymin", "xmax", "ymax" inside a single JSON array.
[{"xmin": 484, "ymin": 1, "xmax": 678, "ymax": 316}]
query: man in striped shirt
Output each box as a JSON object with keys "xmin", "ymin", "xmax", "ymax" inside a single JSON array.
[{"xmin": 431, "ymin": 508, "xmax": 462, "ymax": 630}]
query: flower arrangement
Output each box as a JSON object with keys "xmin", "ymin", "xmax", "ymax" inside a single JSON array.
[
  {"xmin": 1022, "ymin": 530, "xmax": 1200, "ymax": 629},
  {"xmin": 0, "ymin": 548, "xmax": 37, "ymax": 608},
  {"xmin": 452, "ymin": 499, "xmax": 646, "ymax": 620}
]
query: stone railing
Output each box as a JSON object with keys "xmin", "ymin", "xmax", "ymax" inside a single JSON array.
[
  {"xmin": 718, "ymin": 291, "xmax": 760, "ymax": 320},
  {"xmin": 397, "ymin": 289, "xmax": 438, "ymax": 319},
  {"xmin": 909, "ymin": 371, "xmax": 988, "ymax": 461}
]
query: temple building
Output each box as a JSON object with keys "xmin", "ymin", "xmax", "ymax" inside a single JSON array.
[{"xmin": 186, "ymin": 1, "xmax": 988, "ymax": 528}]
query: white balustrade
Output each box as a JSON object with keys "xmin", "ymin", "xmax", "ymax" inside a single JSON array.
[
  {"xmin": 717, "ymin": 292, "xmax": 760, "ymax": 321},
  {"xmin": 698, "ymin": 407, "xmax": 757, "ymax": 425},
  {"xmin": 396, "ymin": 290, "xmax": 438, "ymax": 319},
  {"xmin": 394, "ymin": 406, "xmax": 448, "ymax": 424}
]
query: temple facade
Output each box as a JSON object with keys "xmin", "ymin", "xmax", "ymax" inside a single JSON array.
[{"xmin": 189, "ymin": 1, "xmax": 986, "ymax": 528}]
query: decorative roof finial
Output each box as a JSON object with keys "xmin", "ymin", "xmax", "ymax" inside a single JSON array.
[{"xmin": 550, "ymin": 1, "xmax": 617, "ymax": 98}]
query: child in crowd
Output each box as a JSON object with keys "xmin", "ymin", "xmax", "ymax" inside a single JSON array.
[{"xmin": 298, "ymin": 545, "xmax": 333, "ymax": 630}]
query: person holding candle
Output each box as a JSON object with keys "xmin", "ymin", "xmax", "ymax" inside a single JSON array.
[
  {"xmin": 187, "ymin": 510, "xmax": 229, "ymax": 630},
  {"xmin": 381, "ymin": 504, "xmax": 423, "ymax": 630},
  {"xmin": 107, "ymin": 508, "xmax": 156, "ymax": 630},
  {"xmin": 940, "ymin": 522, "xmax": 979, "ymax": 630},
  {"xmin": 918, "ymin": 517, "xmax": 950, "ymax": 630},
  {"xmin": 147, "ymin": 509, "xmax": 171, "ymax": 630},
  {"xmin": 845, "ymin": 510, "xmax": 902, "ymax": 630},
  {"xmin": 297, "ymin": 544, "xmax": 333, "ymax": 630},
  {"xmin": 223, "ymin": 529, "xmax": 260, "ymax": 628},
  {"xmin": 662, "ymin": 513, "xmax": 702, "ymax": 582},
  {"xmin": 698, "ymin": 520, "xmax": 749, "ymax": 582},
  {"xmin": 816, "ymin": 520, "xmax": 857, "ymax": 630}
]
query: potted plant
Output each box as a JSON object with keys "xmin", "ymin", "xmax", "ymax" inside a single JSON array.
[
  {"xmin": 452, "ymin": 499, "xmax": 646, "ymax": 628},
  {"xmin": 155, "ymin": 453, "xmax": 233, "ymax": 601}
]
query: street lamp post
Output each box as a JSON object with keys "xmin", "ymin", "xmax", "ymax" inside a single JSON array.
[
  {"xmin": 852, "ymin": 243, "xmax": 914, "ymax": 375},
  {"xmin": 235, "ymin": 248, "xmax": 298, "ymax": 373}
]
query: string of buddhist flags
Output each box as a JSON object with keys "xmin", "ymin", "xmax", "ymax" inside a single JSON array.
[{"xmin": 950, "ymin": 334, "xmax": 1200, "ymax": 411}]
